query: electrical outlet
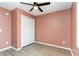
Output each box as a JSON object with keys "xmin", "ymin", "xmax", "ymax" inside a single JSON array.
[
  {"xmin": 0, "ymin": 29, "xmax": 3, "ymax": 32},
  {"xmin": 62, "ymin": 41, "xmax": 66, "ymax": 45},
  {"xmin": 6, "ymin": 41, "xmax": 9, "ymax": 45}
]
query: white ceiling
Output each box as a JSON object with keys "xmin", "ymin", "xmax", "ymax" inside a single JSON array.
[{"xmin": 0, "ymin": 2, "xmax": 72, "ymax": 16}]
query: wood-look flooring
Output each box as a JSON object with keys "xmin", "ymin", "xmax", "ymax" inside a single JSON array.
[{"xmin": 0, "ymin": 43, "xmax": 72, "ymax": 56}]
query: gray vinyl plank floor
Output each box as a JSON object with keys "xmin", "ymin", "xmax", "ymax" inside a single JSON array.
[{"xmin": 0, "ymin": 43, "xmax": 72, "ymax": 56}]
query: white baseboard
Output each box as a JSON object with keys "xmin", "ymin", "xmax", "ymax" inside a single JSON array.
[
  {"xmin": 0, "ymin": 42, "xmax": 74, "ymax": 56},
  {"xmin": 11, "ymin": 47, "xmax": 22, "ymax": 51},
  {"xmin": 0, "ymin": 46, "xmax": 22, "ymax": 52},
  {"xmin": 35, "ymin": 41, "xmax": 72, "ymax": 50},
  {"xmin": 0, "ymin": 46, "xmax": 12, "ymax": 52},
  {"xmin": 35, "ymin": 41, "xmax": 74, "ymax": 56}
]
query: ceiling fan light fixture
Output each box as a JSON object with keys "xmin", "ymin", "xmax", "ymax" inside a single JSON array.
[
  {"xmin": 20, "ymin": 2, "xmax": 50, "ymax": 12},
  {"xmin": 34, "ymin": 5, "xmax": 38, "ymax": 10}
]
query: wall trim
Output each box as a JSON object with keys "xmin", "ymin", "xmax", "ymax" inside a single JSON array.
[
  {"xmin": 0, "ymin": 46, "xmax": 12, "ymax": 52},
  {"xmin": 0, "ymin": 46, "xmax": 22, "ymax": 52},
  {"xmin": 35, "ymin": 41, "xmax": 74, "ymax": 56},
  {"xmin": 0, "ymin": 42, "xmax": 73, "ymax": 56},
  {"xmin": 11, "ymin": 47, "xmax": 22, "ymax": 51},
  {"xmin": 35, "ymin": 41, "xmax": 72, "ymax": 50}
]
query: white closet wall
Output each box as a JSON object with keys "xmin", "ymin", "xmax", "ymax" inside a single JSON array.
[{"xmin": 21, "ymin": 15, "xmax": 35, "ymax": 47}]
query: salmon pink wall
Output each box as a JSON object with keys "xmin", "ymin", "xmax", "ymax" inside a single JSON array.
[
  {"xmin": 71, "ymin": 3, "xmax": 76, "ymax": 49},
  {"xmin": 0, "ymin": 7, "xmax": 11, "ymax": 49},
  {"xmin": 12, "ymin": 8, "xmax": 34, "ymax": 48},
  {"xmin": 11, "ymin": 9, "xmax": 18, "ymax": 48},
  {"xmin": 35, "ymin": 9, "xmax": 72, "ymax": 48}
]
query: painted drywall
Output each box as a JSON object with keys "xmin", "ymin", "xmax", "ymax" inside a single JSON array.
[
  {"xmin": 11, "ymin": 9, "xmax": 17, "ymax": 48},
  {"xmin": 0, "ymin": 7, "xmax": 11, "ymax": 49},
  {"xmin": 35, "ymin": 9, "xmax": 72, "ymax": 48},
  {"xmin": 71, "ymin": 3, "xmax": 76, "ymax": 49},
  {"xmin": 12, "ymin": 8, "xmax": 34, "ymax": 48}
]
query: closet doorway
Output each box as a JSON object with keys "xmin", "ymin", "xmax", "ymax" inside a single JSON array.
[{"xmin": 21, "ymin": 15, "xmax": 35, "ymax": 47}]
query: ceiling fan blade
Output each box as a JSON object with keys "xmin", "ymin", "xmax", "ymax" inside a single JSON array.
[
  {"xmin": 20, "ymin": 2, "xmax": 33, "ymax": 6},
  {"xmin": 29, "ymin": 7, "xmax": 33, "ymax": 12},
  {"xmin": 38, "ymin": 7, "xmax": 43, "ymax": 12},
  {"xmin": 38, "ymin": 2, "xmax": 50, "ymax": 6}
]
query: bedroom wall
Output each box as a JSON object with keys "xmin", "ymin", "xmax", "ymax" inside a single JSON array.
[
  {"xmin": 35, "ymin": 9, "xmax": 72, "ymax": 48},
  {"xmin": 0, "ymin": 7, "xmax": 11, "ymax": 49}
]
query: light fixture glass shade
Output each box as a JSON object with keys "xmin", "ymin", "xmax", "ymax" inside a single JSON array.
[{"xmin": 34, "ymin": 5, "xmax": 38, "ymax": 10}]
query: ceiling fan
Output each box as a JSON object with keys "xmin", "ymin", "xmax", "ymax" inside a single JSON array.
[{"xmin": 20, "ymin": 2, "xmax": 50, "ymax": 12}]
